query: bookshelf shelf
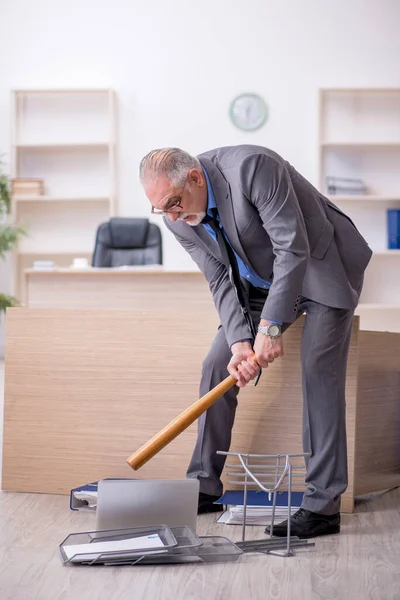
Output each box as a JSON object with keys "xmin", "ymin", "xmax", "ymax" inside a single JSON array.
[
  {"xmin": 319, "ymin": 88, "xmax": 400, "ymax": 332},
  {"xmin": 19, "ymin": 251, "xmax": 93, "ymax": 256},
  {"xmin": 321, "ymin": 142, "xmax": 400, "ymax": 148},
  {"xmin": 11, "ymin": 89, "xmax": 117, "ymax": 302},
  {"xmin": 13, "ymin": 195, "xmax": 112, "ymax": 203},
  {"xmin": 13, "ymin": 88, "xmax": 114, "ymax": 94},
  {"xmin": 15, "ymin": 142, "xmax": 111, "ymax": 149},
  {"xmin": 328, "ymin": 195, "xmax": 400, "ymax": 202},
  {"xmin": 357, "ymin": 303, "xmax": 400, "ymax": 309}
]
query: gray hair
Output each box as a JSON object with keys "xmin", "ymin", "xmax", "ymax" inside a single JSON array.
[{"xmin": 139, "ymin": 148, "xmax": 202, "ymax": 187}]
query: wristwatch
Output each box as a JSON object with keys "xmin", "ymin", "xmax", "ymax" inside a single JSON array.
[{"xmin": 257, "ymin": 323, "xmax": 282, "ymax": 338}]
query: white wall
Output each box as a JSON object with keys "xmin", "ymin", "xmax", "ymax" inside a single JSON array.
[{"xmin": 0, "ymin": 0, "xmax": 399, "ymax": 351}]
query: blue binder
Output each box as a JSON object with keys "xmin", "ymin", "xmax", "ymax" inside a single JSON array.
[
  {"xmin": 388, "ymin": 209, "xmax": 400, "ymax": 249},
  {"xmin": 215, "ymin": 489, "xmax": 304, "ymax": 507},
  {"xmin": 70, "ymin": 478, "xmax": 136, "ymax": 511}
]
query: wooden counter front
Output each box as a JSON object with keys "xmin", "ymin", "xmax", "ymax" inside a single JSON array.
[{"xmin": 2, "ymin": 308, "xmax": 400, "ymax": 513}]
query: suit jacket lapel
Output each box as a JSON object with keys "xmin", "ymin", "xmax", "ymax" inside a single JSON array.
[{"xmin": 199, "ymin": 157, "xmax": 255, "ymax": 270}]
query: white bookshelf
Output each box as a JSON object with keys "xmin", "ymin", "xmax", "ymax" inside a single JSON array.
[
  {"xmin": 319, "ymin": 88, "xmax": 400, "ymax": 332},
  {"xmin": 329, "ymin": 195, "xmax": 400, "ymax": 203},
  {"xmin": 10, "ymin": 89, "xmax": 117, "ymax": 302}
]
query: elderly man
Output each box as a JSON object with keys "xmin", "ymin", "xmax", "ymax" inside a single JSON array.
[{"xmin": 140, "ymin": 145, "xmax": 372, "ymax": 539}]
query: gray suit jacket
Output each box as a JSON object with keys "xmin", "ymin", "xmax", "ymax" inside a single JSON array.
[{"xmin": 164, "ymin": 145, "xmax": 372, "ymax": 347}]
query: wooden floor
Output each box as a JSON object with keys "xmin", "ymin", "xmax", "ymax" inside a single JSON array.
[{"xmin": 1, "ymin": 362, "xmax": 400, "ymax": 600}]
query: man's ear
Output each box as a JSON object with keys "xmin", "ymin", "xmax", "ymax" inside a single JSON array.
[{"xmin": 189, "ymin": 168, "xmax": 204, "ymax": 187}]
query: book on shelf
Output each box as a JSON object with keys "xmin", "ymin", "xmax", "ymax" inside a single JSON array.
[
  {"xmin": 11, "ymin": 178, "xmax": 44, "ymax": 197},
  {"xmin": 326, "ymin": 176, "xmax": 367, "ymax": 196},
  {"xmin": 387, "ymin": 209, "xmax": 400, "ymax": 249}
]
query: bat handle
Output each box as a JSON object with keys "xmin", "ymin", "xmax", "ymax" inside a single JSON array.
[
  {"xmin": 126, "ymin": 354, "xmax": 260, "ymax": 471},
  {"xmin": 127, "ymin": 374, "xmax": 237, "ymax": 470}
]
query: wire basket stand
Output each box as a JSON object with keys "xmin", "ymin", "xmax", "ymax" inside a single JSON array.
[{"xmin": 217, "ymin": 450, "xmax": 312, "ymax": 557}]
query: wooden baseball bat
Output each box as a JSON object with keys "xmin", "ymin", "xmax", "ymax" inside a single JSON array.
[{"xmin": 127, "ymin": 373, "xmax": 238, "ymax": 471}]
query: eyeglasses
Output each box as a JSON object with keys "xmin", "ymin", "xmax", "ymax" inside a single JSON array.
[{"xmin": 151, "ymin": 183, "xmax": 186, "ymax": 216}]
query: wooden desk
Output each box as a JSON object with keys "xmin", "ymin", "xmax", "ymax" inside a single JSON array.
[
  {"xmin": 25, "ymin": 267, "xmax": 212, "ymax": 311},
  {"xmin": 2, "ymin": 308, "xmax": 400, "ymax": 513},
  {"xmin": 25, "ymin": 267, "xmax": 400, "ymax": 333}
]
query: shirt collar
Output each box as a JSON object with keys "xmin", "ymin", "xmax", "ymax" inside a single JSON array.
[{"xmin": 203, "ymin": 167, "xmax": 217, "ymax": 215}]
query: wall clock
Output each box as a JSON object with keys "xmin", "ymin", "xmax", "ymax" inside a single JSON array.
[{"xmin": 229, "ymin": 93, "xmax": 268, "ymax": 131}]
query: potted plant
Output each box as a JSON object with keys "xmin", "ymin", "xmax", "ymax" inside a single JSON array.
[{"xmin": 0, "ymin": 160, "xmax": 26, "ymax": 312}]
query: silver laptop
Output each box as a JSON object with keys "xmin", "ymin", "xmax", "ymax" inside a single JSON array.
[{"xmin": 96, "ymin": 479, "xmax": 200, "ymax": 532}]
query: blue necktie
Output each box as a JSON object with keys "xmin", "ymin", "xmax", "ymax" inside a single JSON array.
[{"xmin": 205, "ymin": 214, "xmax": 261, "ymax": 386}]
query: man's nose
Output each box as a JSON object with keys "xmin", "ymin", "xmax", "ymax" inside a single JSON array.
[{"xmin": 168, "ymin": 212, "xmax": 179, "ymax": 222}]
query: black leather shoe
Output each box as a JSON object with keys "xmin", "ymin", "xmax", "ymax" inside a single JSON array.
[
  {"xmin": 265, "ymin": 508, "xmax": 340, "ymax": 539},
  {"xmin": 198, "ymin": 492, "xmax": 224, "ymax": 515}
]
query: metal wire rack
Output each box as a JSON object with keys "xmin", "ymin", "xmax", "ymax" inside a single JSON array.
[{"xmin": 217, "ymin": 450, "xmax": 314, "ymax": 557}]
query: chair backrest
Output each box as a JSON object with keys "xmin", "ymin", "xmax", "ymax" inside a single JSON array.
[{"xmin": 92, "ymin": 218, "xmax": 162, "ymax": 267}]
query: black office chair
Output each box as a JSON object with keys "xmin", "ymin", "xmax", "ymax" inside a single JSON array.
[{"xmin": 92, "ymin": 217, "xmax": 162, "ymax": 267}]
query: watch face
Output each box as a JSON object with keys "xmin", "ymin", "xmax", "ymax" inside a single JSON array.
[
  {"xmin": 229, "ymin": 93, "xmax": 268, "ymax": 131},
  {"xmin": 269, "ymin": 324, "xmax": 280, "ymax": 337}
]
